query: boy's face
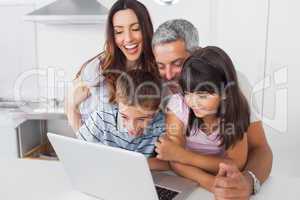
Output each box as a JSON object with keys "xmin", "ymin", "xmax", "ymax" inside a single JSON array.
[{"xmin": 118, "ymin": 102, "xmax": 157, "ymax": 137}]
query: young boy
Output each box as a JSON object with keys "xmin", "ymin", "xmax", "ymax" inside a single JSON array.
[{"xmin": 76, "ymin": 70, "xmax": 168, "ymax": 170}]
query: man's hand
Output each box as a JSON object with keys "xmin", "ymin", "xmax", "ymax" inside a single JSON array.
[
  {"xmin": 155, "ymin": 135, "xmax": 184, "ymax": 162},
  {"xmin": 213, "ymin": 163, "xmax": 253, "ymax": 200}
]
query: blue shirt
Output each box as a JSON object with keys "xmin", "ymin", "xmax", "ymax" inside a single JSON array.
[{"xmin": 76, "ymin": 103, "xmax": 165, "ymax": 157}]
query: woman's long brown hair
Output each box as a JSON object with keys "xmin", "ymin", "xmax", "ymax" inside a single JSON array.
[{"xmin": 75, "ymin": 0, "xmax": 158, "ymax": 102}]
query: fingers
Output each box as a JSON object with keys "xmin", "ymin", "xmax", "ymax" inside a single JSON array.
[
  {"xmin": 214, "ymin": 186, "xmax": 249, "ymax": 200},
  {"xmin": 217, "ymin": 163, "xmax": 228, "ymax": 177},
  {"xmin": 219, "ymin": 162, "xmax": 239, "ymax": 177},
  {"xmin": 214, "ymin": 176, "xmax": 241, "ymax": 189},
  {"xmin": 82, "ymin": 86, "xmax": 91, "ymax": 97},
  {"xmin": 154, "ymin": 141, "xmax": 160, "ymax": 149},
  {"xmin": 158, "ymin": 134, "xmax": 169, "ymax": 142},
  {"xmin": 155, "ymin": 136, "xmax": 168, "ymax": 160},
  {"xmin": 214, "ymin": 197, "xmax": 246, "ymax": 200}
]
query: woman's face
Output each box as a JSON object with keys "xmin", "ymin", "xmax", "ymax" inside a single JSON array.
[
  {"xmin": 113, "ymin": 9, "xmax": 143, "ymax": 62},
  {"xmin": 184, "ymin": 92, "xmax": 221, "ymax": 118}
]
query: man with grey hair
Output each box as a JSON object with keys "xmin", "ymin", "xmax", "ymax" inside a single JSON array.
[
  {"xmin": 152, "ymin": 19, "xmax": 199, "ymax": 81},
  {"xmin": 153, "ymin": 19, "xmax": 273, "ymax": 200},
  {"xmin": 152, "ymin": 19, "xmax": 199, "ymax": 54}
]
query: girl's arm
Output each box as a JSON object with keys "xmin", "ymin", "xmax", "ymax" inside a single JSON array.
[
  {"xmin": 147, "ymin": 157, "xmax": 170, "ymax": 171},
  {"xmin": 160, "ymin": 111, "xmax": 221, "ymax": 191},
  {"xmin": 171, "ymin": 162, "xmax": 215, "ymax": 192},
  {"xmin": 156, "ymin": 133, "xmax": 248, "ymax": 174},
  {"xmin": 178, "ymin": 134, "xmax": 248, "ymax": 174},
  {"xmin": 165, "ymin": 111, "xmax": 187, "ymax": 145}
]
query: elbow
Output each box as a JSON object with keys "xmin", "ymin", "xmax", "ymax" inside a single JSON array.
[
  {"xmin": 250, "ymin": 143, "xmax": 274, "ymax": 164},
  {"xmin": 260, "ymin": 144, "xmax": 274, "ymax": 169},
  {"xmin": 237, "ymin": 159, "xmax": 247, "ymax": 171},
  {"xmin": 266, "ymin": 144, "xmax": 273, "ymax": 162},
  {"xmin": 226, "ymin": 158, "xmax": 246, "ymax": 171},
  {"xmin": 170, "ymin": 162, "xmax": 185, "ymax": 174}
]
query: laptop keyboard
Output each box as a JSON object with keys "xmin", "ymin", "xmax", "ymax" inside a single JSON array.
[{"xmin": 155, "ymin": 186, "xmax": 179, "ymax": 200}]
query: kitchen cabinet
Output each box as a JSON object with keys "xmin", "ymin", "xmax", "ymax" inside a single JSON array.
[
  {"xmin": 0, "ymin": 115, "xmax": 19, "ymax": 158},
  {"xmin": 0, "ymin": 103, "xmax": 73, "ymax": 159}
]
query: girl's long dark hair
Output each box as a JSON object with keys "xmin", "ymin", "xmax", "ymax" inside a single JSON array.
[
  {"xmin": 179, "ymin": 46, "xmax": 250, "ymax": 150},
  {"xmin": 75, "ymin": 0, "xmax": 158, "ymax": 102}
]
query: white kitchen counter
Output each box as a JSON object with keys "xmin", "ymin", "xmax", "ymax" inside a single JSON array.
[
  {"xmin": 0, "ymin": 102, "xmax": 66, "ymax": 128},
  {"xmin": 1, "ymin": 159, "xmax": 300, "ymax": 200}
]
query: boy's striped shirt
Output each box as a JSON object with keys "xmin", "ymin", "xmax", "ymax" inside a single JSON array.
[{"xmin": 77, "ymin": 103, "xmax": 165, "ymax": 157}]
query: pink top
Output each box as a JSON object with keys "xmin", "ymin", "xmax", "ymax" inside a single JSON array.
[{"xmin": 167, "ymin": 94, "xmax": 225, "ymax": 156}]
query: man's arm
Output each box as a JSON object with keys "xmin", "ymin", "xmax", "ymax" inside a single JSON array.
[
  {"xmin": 213, "ymin": 121, "xmax": 273, "ymax": 199},
  {"xmin": 244, "ymin": 121, "xmax": 273, "ymax": 183},
  {"xmin": 238, "ymin": 71, "xmax": 273, "ymax": 183}
]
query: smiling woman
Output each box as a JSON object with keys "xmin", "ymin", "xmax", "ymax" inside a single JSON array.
[
  {"xmin": 66, "ymin": 0, "xmax": 158, "ymax": 131},
  {"xmin": 113, "ymin": 9, "xmax": 143, "ymax": 62}
]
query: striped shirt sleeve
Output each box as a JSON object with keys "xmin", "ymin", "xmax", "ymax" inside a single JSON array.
[{"xmin": 76, "ymin": 110, "xmax": 106, "ymax": 144}]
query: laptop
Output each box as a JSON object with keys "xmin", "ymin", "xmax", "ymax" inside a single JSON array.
[{"xmin": 47, "ymin": 133, "xmax": 198, "ymax": 200}]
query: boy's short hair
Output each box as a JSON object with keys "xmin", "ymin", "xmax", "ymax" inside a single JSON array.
[{"xmin": 115, "ymin": 70, "xmax": 162, "ymax": 111}]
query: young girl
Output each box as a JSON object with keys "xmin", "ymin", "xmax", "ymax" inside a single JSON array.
[
  {"xmin": 155, "ymin": 46, "xmax": 250, "ymax": 191},
  {"xmin": 66, "ymin": 0, "xmax": 158, "ymax": 131}
]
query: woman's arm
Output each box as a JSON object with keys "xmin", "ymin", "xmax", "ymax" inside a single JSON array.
[
  {"xmin": 156, "ymin": 133, "xmax": 248, "ymax": 175},
  {"xmin": 65, "ymin": 102, "xmax": 83, "ymax": 132},
  {"xmin": 65, "ymin": 79, "xmax": 90, "ymax": 132}
]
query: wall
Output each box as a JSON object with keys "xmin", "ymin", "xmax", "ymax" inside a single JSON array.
[
  {"xmin": 0, "ymin": 0, "xmax": 38, "ymax": 100},
  {"xmin": 263, "ymin": 0, "xmax": 300, "ymax": 177}
]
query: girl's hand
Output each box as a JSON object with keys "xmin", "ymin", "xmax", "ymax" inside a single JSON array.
[{"xmin": 155, "ymin": 135, "xmax": 185, "ymax": 162}]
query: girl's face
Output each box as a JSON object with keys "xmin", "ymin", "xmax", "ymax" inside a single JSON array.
[
  {"xmin": 113, "ymin": 9, "xmax": 143, "ymax": 62},
  {"xmin": 184, "ymin": 92, "xmax": 221, "ymax": 118}
]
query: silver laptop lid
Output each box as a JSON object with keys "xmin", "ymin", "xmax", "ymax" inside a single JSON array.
[{"xmin": 48, "ymin": 133, "xmax": 159, "ymax": 200}]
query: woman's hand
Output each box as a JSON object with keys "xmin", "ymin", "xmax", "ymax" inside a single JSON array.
[
  {"xmin": 155, "ymin": 134, "xmax": 185, "ymax": 162},
  {"xmin": 69, "ymin": 79, "xmax": 91, "ymax": 109},
  {"xmin": 64, "ymin": 78, "xmax": 90, "ymax": 132}
]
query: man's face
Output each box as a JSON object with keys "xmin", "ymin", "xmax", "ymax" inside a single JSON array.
[{"xmin": 153, "ymin": 40, "xmax": 190, "ymax": 81}]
